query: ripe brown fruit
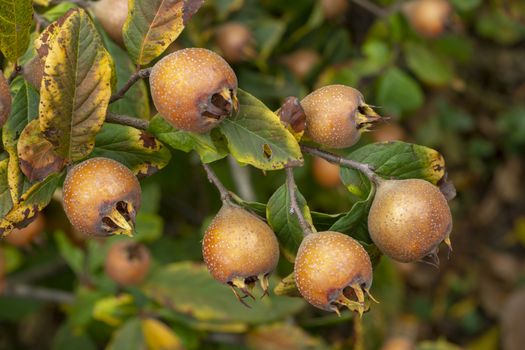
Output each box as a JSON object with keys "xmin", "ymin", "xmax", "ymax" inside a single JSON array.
[
  {"xmin": 63, "ymin": 157, "xmax": 141, "ymax": 237},
  {"xmin": 202, "ymin": 204, "xmax": 279, "ymax": 305},
  {"xmin": 91, "ymin": 0, "xmax": 128, "ymax": 45},
  {"xmin": 312, "ymin": 156, "xmax": 340, "ymax": 188},
  {"xmin": 403, "ymin": 0, "xmax": 451, "ymax": 38},
  {"xmin": 294, "ymin": 231, "xmax": 374, "ymax": 316},
  {"xmin": 105, "ymin": 241, "xmax": 151, "ymax": 286},
  {"xmin": 321, "ymin": 0, "xmax": 349, "ymax": 20},
  {"xmin": 150, "ymin": 48, "xmax": 238, "ymax": 133},
  {"xmin": 301, "ymin": 85, "xmax": 382, "ymax": 149},
  {"xmin": 282, "ymin": 49, "xmax": 320, "ymax": 81},
  {"xmin": 4, "ymin": 213, "xmax": 45, "ymax": 247},
  {"xmin": 215, "ymin": 22, "xmax": 256, "ymax": 63},
  {"xmin": 0, "ymin": 70, "xmax": 11, "ymax": 129},
  {"xmin": 368, "ymin": 179, "xmax": 453, "ymax": 263}
]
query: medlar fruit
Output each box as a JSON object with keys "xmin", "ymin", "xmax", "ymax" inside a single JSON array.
[
  {"xmin": 301, "ymin": 85, "xmax": 382, "ymax": 149},
  {"xmin": 105, "ymin": 240, "xmax": 151, "ymax": 286},
  {"xmin": 150, "ymin": 48, "xmax": 238, "ymax": 133},
  {"xmin": 63, "ymin": 157, "xmax": 141, "ymax": 237},
  {"xmin": 403, "ymin": 0, "xmax": 451, "ymax": 38},
  {"xmin": 216, "ymin": 22, "xmax": 255, "ymax": 63},
  {"xmin": 294, "ymin": 231, "xmax": 375, "ymax": 316},
  {"xmin": 368, "ymin": 178, "xmax": 453, "ymax": 263},
  {"xmin": 91, "ymin": 0, "xmax": 128, "ymax": 45},
  {"xmin": 202, "ymin": 204, "xmax": 279, "ymax": 306},
  {"xmin": 3, "ymin": 213, "xmax": 45, "ymax": 247}
]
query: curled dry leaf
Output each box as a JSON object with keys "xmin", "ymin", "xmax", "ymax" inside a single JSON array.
[{"xmin": 17, "ymin": 120, "xmax": 65, "ymax": 183}]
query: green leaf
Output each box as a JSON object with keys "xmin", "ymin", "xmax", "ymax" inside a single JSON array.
[
  {"xmin": 54, "ymin": 230, "xmax": 84, "ymax": 275},
  {"xmin": 93, "ymin": 294, "xmax": 137, "ymax": 327},
  {"xmin": 341, "ymin": 141, "xmax": 446, "ymax": 196},
  {"xmin": 329, "ymin": 188, "xmax": 375, "ymax": 243},
  {"xmin": 0, "ymin": 0, "xmax": 33, "ymax": 62},
  {"xmin": 376, "ymin": 67, "xmax": 424, "ymax": 116},
  {"xmin": 0, "ymin": 171, "xmax": 63, "ymax": 235},
  {"xmin": 2, "ymin": 82, "xmax": 39, "ymax": 202},
  {"xmin": 134, "ymin": 212, "xmax": 163, "ymax": 243},
  {"xmin": 148, "ymin": 114, "xmax": 228, "ymax": 163},
  {"xmin": 107, "ymin": 318, "xmax": 145, "ymax": 350},
  {"xmin": 53, "ymin": 324, "xmax": 96, "ymax": 350},
  {"xmin": 123, "ymin": 0, "xmax": 204, "ymax": 65},
  {"xmin": 219, "ymin": 89, "xmax": 303, "ymax": 170},
  {"xmin": 405, "ymin": 42, "xmax": 453, "ymax": 86},
  {"xmin": 266, "ymin": 184, "xmax": 312, "ymax": 262},
  {"xmin": 103, "ymin": 33, "xmax": 150, "ymax": 119},
  {"xmin": 38, "ymin": 8, "xmax": 113, "ymax": 162},
  {"xmin": 143, "ymin": 262, "xmax": 305, "ymax": 329},
  {"xmin": 90, "ymin": 123, "xmax": 171, "ymax": 178}
]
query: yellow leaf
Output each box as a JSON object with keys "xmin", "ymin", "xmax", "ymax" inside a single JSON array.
[{"xmin": 141, "ymin": 318, "xmax": 184, "ymax": 350}]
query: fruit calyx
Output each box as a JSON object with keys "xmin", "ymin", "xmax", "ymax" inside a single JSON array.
[
  {"xmin": 228, "ymin": 273, "xmax": 271, "ymax": 308},
  {"xmin": 101, "ymin": 200, "xmax": 137, "ymax": 237},
  {"xmin": 331, "ymin": 282, "xmax": 378, "ymax": 317},
  {"xmin": 201, "ymin": 87, "xmax": 238, "ymax": 121},
  {"xmin": 355, "ymin": 103, "xmax": 384, "ymax": 132}
]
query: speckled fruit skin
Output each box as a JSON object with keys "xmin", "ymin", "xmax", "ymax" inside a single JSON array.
[
  {"xmin": 202, "ymin": 205, "xmax": 279, "ymax": 284},
  {"xmin": 404, "ymin": 0, "xmax": 451, "ymax": 38},
  {"xmin": 294, "ymin": 231, "xmax": 373, "ymax": 311},
  {"xmin": 301, "ymin": 85, "xmax": 367, "ymax": 149},
  {"xmin": 216, "ymin": 22, "xmax": 253, "ymax": 63},
  {"xmin": 368, "ymin": 179, "xmax": 452, "ymax": 262},
  {"xmin": 105, "ymin": 241, "xmax": 151, "ymax": 286},
  {"xmin": 150, "ymin": 48, "xmax": 238, "ymax": 133},
  {"xmin": 91, "ymin": 0, "xmax": 128, "ymax": 45},
  {"xmin": 312, "ymin": 156, "xmax": 340, "ymax": 189},
  {"xmin": 4, "ymin": 213, "xmax": 45, "ymax": 247},
  {"xmin": 0, "ymin": 70, "xmax": 11, "ymax": 129},
  {"xmin": 63, "ymin": 158, "xmax": 141, "ymax": 236}
]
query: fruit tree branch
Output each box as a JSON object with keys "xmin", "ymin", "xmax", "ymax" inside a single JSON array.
[
  {"xmin": 3, "ymin": 283, "xmax": 75, "ymax": 304},
  {"xmin": 285, "ymin": 167, "xmax": 314, "ymax": 236},
  {"xmin": 300, "ymin": 145, "xmax": 381, "ymax": 184},
  {"xmin": 202, "ymin": 163, "xmax": 234, "ymax": 204},
  {"xmin": 105, "ymin": 112, "xmax": 150, "ymax": 130},
  {"xmin": 109, "ymin": 68, "xmax": 152, "ymax": 104},
  {"xmin": 350, "ymin": 0, "xmax": 394, "ymax": 17}
]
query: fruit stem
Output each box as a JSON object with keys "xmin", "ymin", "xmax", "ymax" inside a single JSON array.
[
  {"xmin": 285, "ymin": 167, "xmax": 315, "ymax": 236},
  {"xmin": 300, "ymin": 145, "xmax": 382, "ymax": 185},
  {"xmin": 202, "ymin": 163, "xmax": 234, "ymax": 205},
  {"xmin": 109, "ymin": 67, "xmax": 152, "ymax": 104}
]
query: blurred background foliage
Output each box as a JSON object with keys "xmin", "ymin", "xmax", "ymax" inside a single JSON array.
[{"xmin": 1, "ymin": 0, "xmax": 525, "ymax": 349}]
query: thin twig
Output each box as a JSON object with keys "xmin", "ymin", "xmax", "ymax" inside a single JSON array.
[
  {"xmin": 105, "ymin": 112, "xmax": 150, "ymax": 130},
  {"xmin": 285, "ymin": 167, "xmax": 314, "ymax": 236},
  {"xmin": 7, "ymin": 64, "xmax": 22, "ymax": 84},
  {"xmin": 202, "ymin": 163, "xmax": 233, "ymax": 204},
  {"xmin": 350, "ymin": 0, "xmax": 393, "ymax": 17},
  {"xmin": 50, "ymin": 0, "xmax": 90, "ymax": 8},
  {"xmin": 109, "ymin": 68, "xmax": 152, "ymax": 104},
  {"xmin": 33, "ymin": 12, "xmax": 50, "ymax": 31},
  {"xmin": 301, "ymin": 145, "xmax": 381, "ymax": 184},
  {"xmin": 227, "ymin": 156, "xmax": 256, "ymax": 202},
  {"xmin": 8, "ymin": 259, "xmax": 67, "ymax": 284},
  {"xmin": 3, "ymin": 283, "xmax": 75, "ymax": 304}
]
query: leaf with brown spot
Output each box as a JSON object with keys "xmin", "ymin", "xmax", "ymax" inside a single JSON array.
[
  {"xmin": 123, "ymin": 0, "xmax": 205, "ymax": 65},
  {"xmin": 0, "ymin": 172, "xmax": 62, "ymax": 236},
  {"xmin": 0, "ymin": 158, "xmax": 14, "ymax": 219},
  {"xmin": 17, "ymin": 120, "xmax": 65, "ymax": 183},
  {"xmin": 0, "ymin": 0, "xmax": 33, "ymax": 62},
  {"xmin": 219, "ymin": 89, "xmax": 303, "ymax": 170},
  {"xmin": 90, "ymin": 123, "xmax": 171, "ymax": 178},
  {"xmin": 2, "ymin": 82, "xmax": 40, "ymax": 202},
  {"xmin": 0, "ymin": 71, "xmax": 11, "ymax": 128},
  {"xmin": 39, "ymin": 8, "xmax": 113, "ymax": 163}
]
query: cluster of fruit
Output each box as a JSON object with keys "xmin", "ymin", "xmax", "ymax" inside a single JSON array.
[{"xmin": 1, "ymin": 0, "xmax": 454, "ymax": 316}]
